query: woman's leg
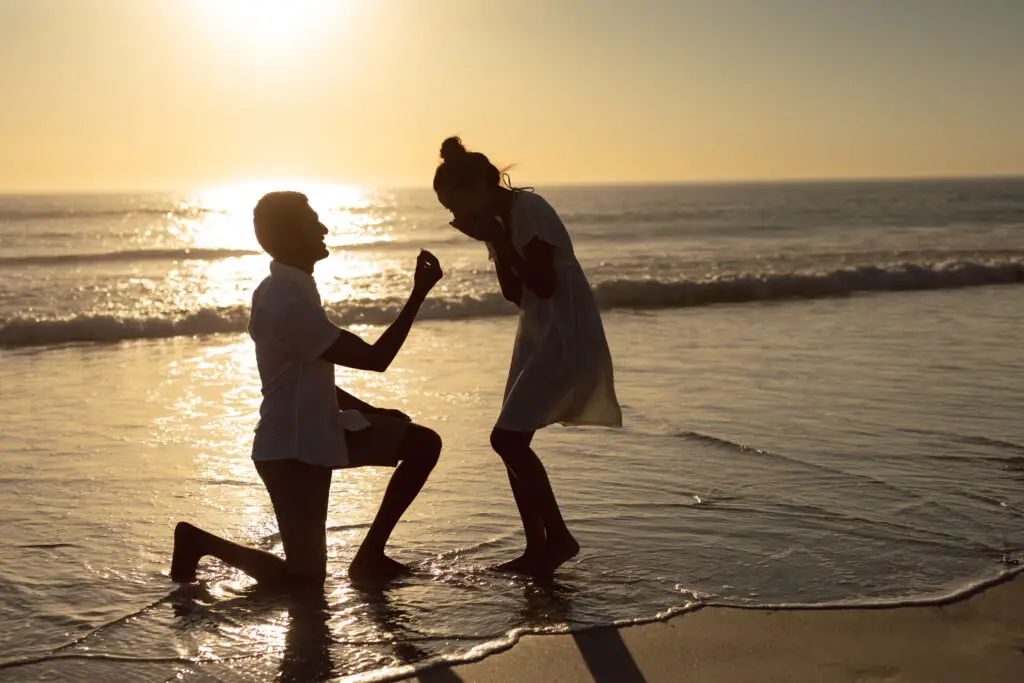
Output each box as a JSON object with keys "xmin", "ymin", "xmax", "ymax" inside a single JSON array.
[
  {"xmin": 493, "ymin": 458, "xmax": 548, "ymax": 571},
  {"xmin": 490, "ymin": 428, "xmax": 580, "ymax": 572}
]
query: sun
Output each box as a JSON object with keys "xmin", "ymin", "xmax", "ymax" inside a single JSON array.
[{"xmin": 198, "ymin": 0, "xmax": 343, "ymax": 45}]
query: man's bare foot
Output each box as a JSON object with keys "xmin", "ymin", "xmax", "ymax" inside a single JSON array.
[
  {"xmin": 348, "ymin": 551, "xmax": 413, "ymax": 584},
  {"xmin": 170, "ymin": 522, "xmax": 205, "ymax": 583},
  {"xmin": 491, "ymin": 550, "xmax": 546, "ymax": 575},
  {"xmin": 543, "ymin": 534, "xmax": 580, "ymax": 572}
]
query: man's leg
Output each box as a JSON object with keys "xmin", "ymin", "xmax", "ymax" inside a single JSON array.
[
  {"xmin": 170, "ymin": 523, "xmax": 288, "ymax": 585},
  {"xmin": 258, "ymin": 458, "xmax": 333, "ymax": 587},
  {"xmin": 170, "ymin": 458, "xmax": 331, "ymax": 589},
  {"xmin": 345, "ymin": 419, "xmax": 442, "ymax": 582}
]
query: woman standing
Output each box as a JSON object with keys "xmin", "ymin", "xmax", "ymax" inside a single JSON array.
[{"xmin": 433, "ymin": 137, "xmax": 622, "ymax": 574}]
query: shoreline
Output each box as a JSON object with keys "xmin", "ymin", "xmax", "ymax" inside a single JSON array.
[{"xmin": 404, "ymin": 571, "xmax": 1024, "ymax": 683}]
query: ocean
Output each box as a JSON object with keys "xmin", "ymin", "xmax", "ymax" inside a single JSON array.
[{"xmin": 1, "ymin": 178, "xmax": 1022, "ymax": 681}]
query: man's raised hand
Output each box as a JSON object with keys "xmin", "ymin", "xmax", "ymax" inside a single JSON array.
[{"xmin": 414, "ymin": 250, "xmax": 443, "ymax": 292}]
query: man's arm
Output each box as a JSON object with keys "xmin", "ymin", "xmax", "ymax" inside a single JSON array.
[
  {"xmin": 320, "ymin": 288, "xmax": 426, "ymax": 372},
  {"xmin": 320, "ymin": 250, "xmax": 442, "ymax": 372}
]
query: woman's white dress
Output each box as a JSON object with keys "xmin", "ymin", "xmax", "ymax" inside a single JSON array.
[{"xmin": 491, "ymin": 191, "xmax": 622, "ymax": 432}]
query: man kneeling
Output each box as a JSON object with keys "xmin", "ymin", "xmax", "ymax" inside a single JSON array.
[{"xmin": 171, "ymin": 191, "xmax": 444, "ymax": 588}]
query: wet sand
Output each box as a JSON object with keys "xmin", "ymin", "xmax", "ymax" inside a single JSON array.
[{"xmin": 411, "ymin": 573, "xmax": 1024, "ymax": 683}]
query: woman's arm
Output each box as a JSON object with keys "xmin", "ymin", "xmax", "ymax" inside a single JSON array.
[
  {"xmin": 493, "ymin": 237, "xmax": 556, "ymax": 300},
  {"xmin": 520, "ymin": 238, "xmax": 556, "ymax": 298},
  {"xmin": 494, "ymin": 253, "xmax": 523, "ymax": 306}
]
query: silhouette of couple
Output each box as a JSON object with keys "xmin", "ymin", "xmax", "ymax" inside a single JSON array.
[{"xmin": 171, "ymin": 138, "xmax": 622, "ymax": 588}]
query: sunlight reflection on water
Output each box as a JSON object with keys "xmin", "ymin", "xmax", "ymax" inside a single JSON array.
[
  {"xmin": 2, "ymin": 288, "xmax": 1023, "ymax": 681},
  {"xmin": 157, "ymin": 183, "xmax": 422, "ymax": 313}
]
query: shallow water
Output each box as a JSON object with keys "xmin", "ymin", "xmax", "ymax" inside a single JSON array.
[
  {"xmin": 2, "ymin": 284, "xmax": 1023, "ymax": 680},
  {"xmin": 2, "ymin": 179, "xmax": 1023, "ymax": 679}
]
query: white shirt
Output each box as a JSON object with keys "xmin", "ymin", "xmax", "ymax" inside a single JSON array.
[{"xmin": 248, "ymin": 261, "xmax": 370, "ymax": 467}]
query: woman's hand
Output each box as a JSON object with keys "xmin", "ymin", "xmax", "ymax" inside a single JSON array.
[
  {"xmin": 493, "ymin": 251, "xmax": 524, "ymax": 306},
  {"xmin": 490, "ymin": 236, "xmax": 523, "ymax": 272},
  {"xmin": 451, "ymin": 214, "xmax": 505, "ymax": 243},
  {"xmin": 494, "ymin": 238, "xmax": 556, "ymax": 300}
]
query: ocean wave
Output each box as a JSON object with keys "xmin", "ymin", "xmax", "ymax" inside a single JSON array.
[
  {"xmin": 0, "ymin": 206, "xmax": 216, "ymax": 222},
  {"xmin": 0, "ymin": 247, "xmax": 262, "ymax": 267},
  {"xmin": 561, "ymin": 208, "xmax": 720, "ymax": 226},
  {"xmin": 704, "ymin": 565, "xmax": 1024, "ymax": 610},
  {"xmin": 0, "ymin": 295, "xmax": 517, "ymax": 347},
  {"xmin": 0, "ymin": 239, "xmax": 462, "ymax": 267},
  {"xmin": 0, "ymin": 308, "xmax": 253, "ymax": 347},
  {"xmin": 1, "ymin": 260, "xmax": 1021, "ymax": 347},
  {"xmin": 340, "ymin": 233, "xmax": 466, "ymax": 250},
  {"xmin": 592, "ymin": 259, "xmax": 1024, "ymax": 309}
]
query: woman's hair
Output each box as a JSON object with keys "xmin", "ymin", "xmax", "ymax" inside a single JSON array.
[{"xmin": 432, "ymin": 136, "xmax": 502, "ymax": 193}]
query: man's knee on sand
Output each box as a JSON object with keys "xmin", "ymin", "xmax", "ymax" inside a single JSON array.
[
  {"xmin": 254, "ymin": 458, "xmax": 331, "ymax": 583},
  {"xmin": 262, "ymin": 423, "xmax": 440, "ymax": 583},
  {"xmin": 280, "ymin": 530, "xmax": 329, "ymax": 585}
]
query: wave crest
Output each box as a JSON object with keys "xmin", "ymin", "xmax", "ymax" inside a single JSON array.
[
  {"xmin": 0, "ymin": 206, "xmax": 215, "ymax": 222},
  {"xmin": 1, "ymin": 260, "xmax": 1021, "ymax": 347},
  {"xmin": 593, "ymin": 260, "xmax": 1024, "ymax": 309},
  {"xmin": 0, "ymin": 248, "xmax": 261, "ymax": 267}
]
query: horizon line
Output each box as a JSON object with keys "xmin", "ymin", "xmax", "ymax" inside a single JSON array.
[{"xmin": 2, "ymin": 172, "xmax": 1023, "ymax": 196}]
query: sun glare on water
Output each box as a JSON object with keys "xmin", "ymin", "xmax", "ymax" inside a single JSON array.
[
  {"xmin": 199, "ymin": 181, "xmax": 369, "ymax": 219},
  {"xmin": 173, "ymin": 181, "xmax": 390, "ymax": 309},
  {"xmin": 187, "ymin": 180, "xmax": 379, "ymax": 252}
]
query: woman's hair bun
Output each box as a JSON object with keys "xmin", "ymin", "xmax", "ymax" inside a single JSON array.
[{"xmin": 440, "ymin": 136, "xmax": 468, "ymax": 162}]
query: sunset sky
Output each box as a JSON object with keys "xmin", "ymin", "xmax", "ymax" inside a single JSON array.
[{"xmin": 1, "ymin": 0, "xmax": 1021, "ymax": 191}]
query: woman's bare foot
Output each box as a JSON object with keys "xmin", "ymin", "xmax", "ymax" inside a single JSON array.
[
  {"xmin": 170, "ymin": 522, "xmax": 205, "ymax": 582},
  {"xmin": 491, "ymin": 550, "xmax": 546, "ymax": 575},
  {"xmin": 348, "ymin": 550, "xmax": 413, "ymax": 584},
  {"xmin": 543, "ymin": 533, "xmax": 580, "ymax": 572}
]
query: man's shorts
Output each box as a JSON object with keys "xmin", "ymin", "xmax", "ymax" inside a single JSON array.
[
  {"xmin": 344, "ymin": 413, "xmax": 411, "ymax": 468},
  {"xmin": 252, "ymin": 414, "xmax": 412, "ymax": 581}
]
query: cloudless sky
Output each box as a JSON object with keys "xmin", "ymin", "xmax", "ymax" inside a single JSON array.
[{"xmin": 0, "ymin": 0, "xmax": 1021, "ymax": 190}]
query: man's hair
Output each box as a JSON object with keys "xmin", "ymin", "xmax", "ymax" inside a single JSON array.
[{"xmin": 253, "ymin": 191, "xmax": 310, "ymax": 258}]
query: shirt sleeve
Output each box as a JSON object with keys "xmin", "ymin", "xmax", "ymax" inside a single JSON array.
[
  {"xmin": 265, "ymin": 296, "xmax": 341, "ymax": 362},
  {"xmin": 511, "ymin": 193, "xmax": 564, "ymax": 253}
]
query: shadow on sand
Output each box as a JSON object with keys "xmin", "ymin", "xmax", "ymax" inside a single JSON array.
[{"xmin": 414, "ymin": 577, "xmax": 647, "ymax": 683}]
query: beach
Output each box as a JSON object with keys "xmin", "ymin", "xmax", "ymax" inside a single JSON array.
[{"xmin": 412, "ymin": 573, "xmax": 1024, "ymax": 683}]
